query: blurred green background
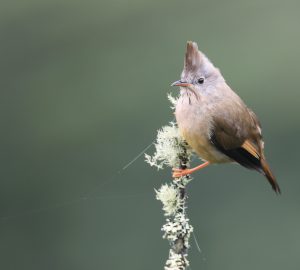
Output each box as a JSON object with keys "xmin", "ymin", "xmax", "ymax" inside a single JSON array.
[{"xmin": 0, "ymin": 0, "xmax": 300, "ymax": 269}]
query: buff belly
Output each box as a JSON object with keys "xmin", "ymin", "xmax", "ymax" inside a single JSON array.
[{"xmin": 175, "ymin": 95, "xmax": 231, "ymax": 163}]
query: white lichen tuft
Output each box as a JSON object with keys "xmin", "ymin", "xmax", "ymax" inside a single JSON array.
[
  {"xmin": 165, "ymin": 250, "xmax": 189, "ymax": 270},
  {"xmin": 145, "ymin": 122, "xmax": 192, "ymax": 169},
  {"xmin": 167, "ymin": 93, "xmax": 179, "ymax": 109},
  {"xmin": 155, "ymin": 184, "xmax": 182, "ymax": 216},
  {"xmin": 162, "ymin": 214, "xmax": 193, "ymax": 246}
]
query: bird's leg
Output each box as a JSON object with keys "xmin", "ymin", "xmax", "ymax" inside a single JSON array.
[{"xmin": 172, "ymin": 161, "xmax": 210, "ymax": 178}]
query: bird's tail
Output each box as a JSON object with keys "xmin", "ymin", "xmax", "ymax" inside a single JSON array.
[{"xmin": 260, "ymin": 158, "xmax": 281, "ymax": 194}]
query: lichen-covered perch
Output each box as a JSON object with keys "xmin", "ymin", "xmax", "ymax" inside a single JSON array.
[{"xmin": 145, "ymin": 121, "xmax": 195, "ymax": 270}]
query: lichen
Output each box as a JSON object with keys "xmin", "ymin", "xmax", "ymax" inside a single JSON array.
[
  {"xmin": 165, "ymin": 250, "xmax": 189, "ymax": 270},
  {"xmin": 162, "ymin": 214, "xmax": 194, "ymax": 247},
  {"xmin": 155, "ymin": 184, "xmax": 182, "ymax": 216},
  {"xmin": 145, "ymin": 122, "xmax": 192, "ymax": 169},
  {"xmin": 146, "ymin": 98, "xmax": 196, "ymax": 270},
  {"xmin": 167, "ymin": 93, "xmax": 179, "ymax": 109}
]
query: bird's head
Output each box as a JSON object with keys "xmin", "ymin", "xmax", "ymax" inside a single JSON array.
[{"xmin": 171, "ymin": 41, "xmax": 224, "ymax": 94}]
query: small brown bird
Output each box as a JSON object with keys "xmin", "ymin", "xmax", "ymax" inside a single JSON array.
[{"xmin": 172, "ymin": 41, "xmax": 280, "ymax": 194}]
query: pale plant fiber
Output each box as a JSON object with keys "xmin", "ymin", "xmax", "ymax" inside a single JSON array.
[{"xmin": 146, "ymin": 95, "xmax": 195, "ymax": 270}]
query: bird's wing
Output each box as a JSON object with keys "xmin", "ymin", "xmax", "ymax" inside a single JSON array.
[
  {"xmin": 210, "ymin": 103, "xmax": 263, "ymax": 170},
  {"xmin": 210, "ymin": 104, "xmax": 280, "ymax": 193}
]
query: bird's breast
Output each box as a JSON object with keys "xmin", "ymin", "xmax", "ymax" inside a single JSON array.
[{"xmin": 175, "ymin": 94, "xmax": 230, "ymax": 163}]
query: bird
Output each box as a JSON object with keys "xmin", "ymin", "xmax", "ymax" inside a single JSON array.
[{"xmin": 171, "ymin": 41, "xmax": 280, "ymax": 194}]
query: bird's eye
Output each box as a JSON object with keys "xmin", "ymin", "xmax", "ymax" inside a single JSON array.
[{"xmin": 198, "ymin": 77, "xmax": 204, "ymax": 84}]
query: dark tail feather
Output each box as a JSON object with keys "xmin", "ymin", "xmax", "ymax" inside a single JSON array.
[
  {"xmin": 210, "ymin": 135, "xmax": 280, "ymax": 194},
  {"xmin": 260, "ymin": 158, "xmax": 281, "ymax": 194}
]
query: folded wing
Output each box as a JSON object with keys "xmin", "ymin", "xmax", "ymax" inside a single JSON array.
[{"xmin": 210, "ymin": 104, "xmax": 280, "ymax": 193}]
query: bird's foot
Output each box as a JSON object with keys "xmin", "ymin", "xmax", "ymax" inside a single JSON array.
[
  {"xmin": 172, "ymin": 168, "xmax": 192, "ymax": 178},
  {"xmin": 172, "ymin": 161, "xmax": 210, "ymax": 178}
]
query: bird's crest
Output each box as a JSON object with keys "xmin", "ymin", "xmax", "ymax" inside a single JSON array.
[{"xmin": 184, "ymin": 41, "xmax": 203, "ymax": 73}]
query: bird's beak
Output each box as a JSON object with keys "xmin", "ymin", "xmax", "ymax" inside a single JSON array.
[{"xmin": 171, "ymin": 80, "xmax": 193, "ymax": 88}]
